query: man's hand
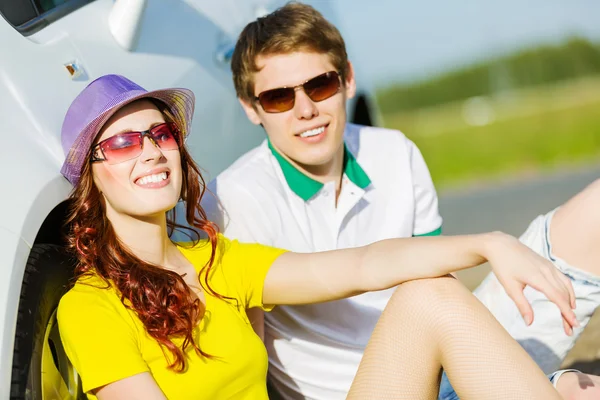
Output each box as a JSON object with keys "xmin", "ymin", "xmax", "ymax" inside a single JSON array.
[{"xmin": 485, "ymin": 232, "xmax": 578, "ymax": 335}]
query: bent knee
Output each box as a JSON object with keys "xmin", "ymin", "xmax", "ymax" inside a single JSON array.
[{"xmin": 387, "ymin": 275, "xmax": 471, "ymax": 314}]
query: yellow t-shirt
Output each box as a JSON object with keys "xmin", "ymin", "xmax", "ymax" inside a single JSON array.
[{"xmin": 57, "ymin": 236, "xmax": 286, "ymax": 399}]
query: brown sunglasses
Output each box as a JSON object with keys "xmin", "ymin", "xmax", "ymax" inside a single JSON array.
[{"xmin": 255, "ymin": 71, "xmax": 341, "ymax": 113}]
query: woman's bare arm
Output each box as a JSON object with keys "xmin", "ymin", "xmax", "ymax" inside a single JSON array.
[
  {"xmin": 263, "ymin": 231, "xmax": 578, "ymax": 331},
  {"xmin": 96, "ymin": 372, "xmax": 167, "ymax": 400}
]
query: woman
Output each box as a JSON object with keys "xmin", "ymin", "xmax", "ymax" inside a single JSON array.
[{"xmin": 57, "ymin": 74, "xmax": 578, "ymax": 400}]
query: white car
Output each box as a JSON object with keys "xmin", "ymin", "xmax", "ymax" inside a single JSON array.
[{"xmin": 0, "ymin": 0, "xmax": 380, "ymax": 398}]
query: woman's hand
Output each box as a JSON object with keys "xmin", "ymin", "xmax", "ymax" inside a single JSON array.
[{"xmin": 483, "ymin": 231, "xmax": 578, "ymax": 335}]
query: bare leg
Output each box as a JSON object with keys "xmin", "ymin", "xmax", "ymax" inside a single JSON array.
[
  {"xmin": 348, "ymin": 276, "xmax": 561, "ymax": 400},
  {"xmin": 552, "ymin": 179, "xmax": 600, "ymax": 278},
  {"xmin": 556, "ymin": 372, "xmax": 600, "ymax": 400}
]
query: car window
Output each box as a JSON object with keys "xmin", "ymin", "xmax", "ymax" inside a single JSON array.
[
  {"xmin": 0, "ymin": 0, "xmax": 94, "ymax": 36},
  {"xmin": 36, "ymin": 0, "xmax": 69, "ymax": 13},
  {"xmin": 0, "ymin": 0, "xmax": 37, "ymax": 26}
]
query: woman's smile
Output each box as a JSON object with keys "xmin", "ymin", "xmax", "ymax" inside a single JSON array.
[{"xmin": 134, "ymin": 168, "xmax": 171, "ymax": 188}]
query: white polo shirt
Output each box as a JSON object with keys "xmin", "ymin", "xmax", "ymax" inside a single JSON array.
[{"xmin": 203, "ymin": 123, "xmax": 442, "ymax": 400}]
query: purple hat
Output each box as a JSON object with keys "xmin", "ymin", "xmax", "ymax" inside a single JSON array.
[{"xmin": 60, "ymin": 74, "xmax": 195, "ymax": 186}]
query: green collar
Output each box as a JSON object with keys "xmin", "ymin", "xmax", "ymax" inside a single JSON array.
[{"xmin": 268, "ymin": 140, "xmax": 371, "ymax": 201}]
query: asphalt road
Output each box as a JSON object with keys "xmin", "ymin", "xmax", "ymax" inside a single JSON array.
[{"xmin": 438, "ymin": 165, "xmax": 600, "ymax": 374}]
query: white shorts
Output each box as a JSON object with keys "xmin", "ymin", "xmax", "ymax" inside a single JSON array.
[{"xmin": 473, "ymin": 208, "xmax": 600, "ymax": 374}]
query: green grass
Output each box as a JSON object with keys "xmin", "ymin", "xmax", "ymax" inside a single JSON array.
[{"xmin": 381, "ymin": 76, "xmax": 600, "ymax": 189}]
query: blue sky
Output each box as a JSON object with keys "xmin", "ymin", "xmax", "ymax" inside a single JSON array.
[{"xmin": 327, "ymin": 0, "xmax": 600, "ymax": 87}]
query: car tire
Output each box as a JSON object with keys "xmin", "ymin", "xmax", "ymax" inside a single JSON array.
[{"xmin": 10, "ymin": 244, "xmax": 84, "ymax": 400}]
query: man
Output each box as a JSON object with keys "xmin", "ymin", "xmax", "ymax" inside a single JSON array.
[{"xmin": 203, "ymin": 3, "xmax": 600, "ymax": 399}]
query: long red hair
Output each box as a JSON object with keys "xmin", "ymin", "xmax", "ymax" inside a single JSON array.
[{"xmin": 65, "ymin": 100, "xmax": 224, "ymax": 371}]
